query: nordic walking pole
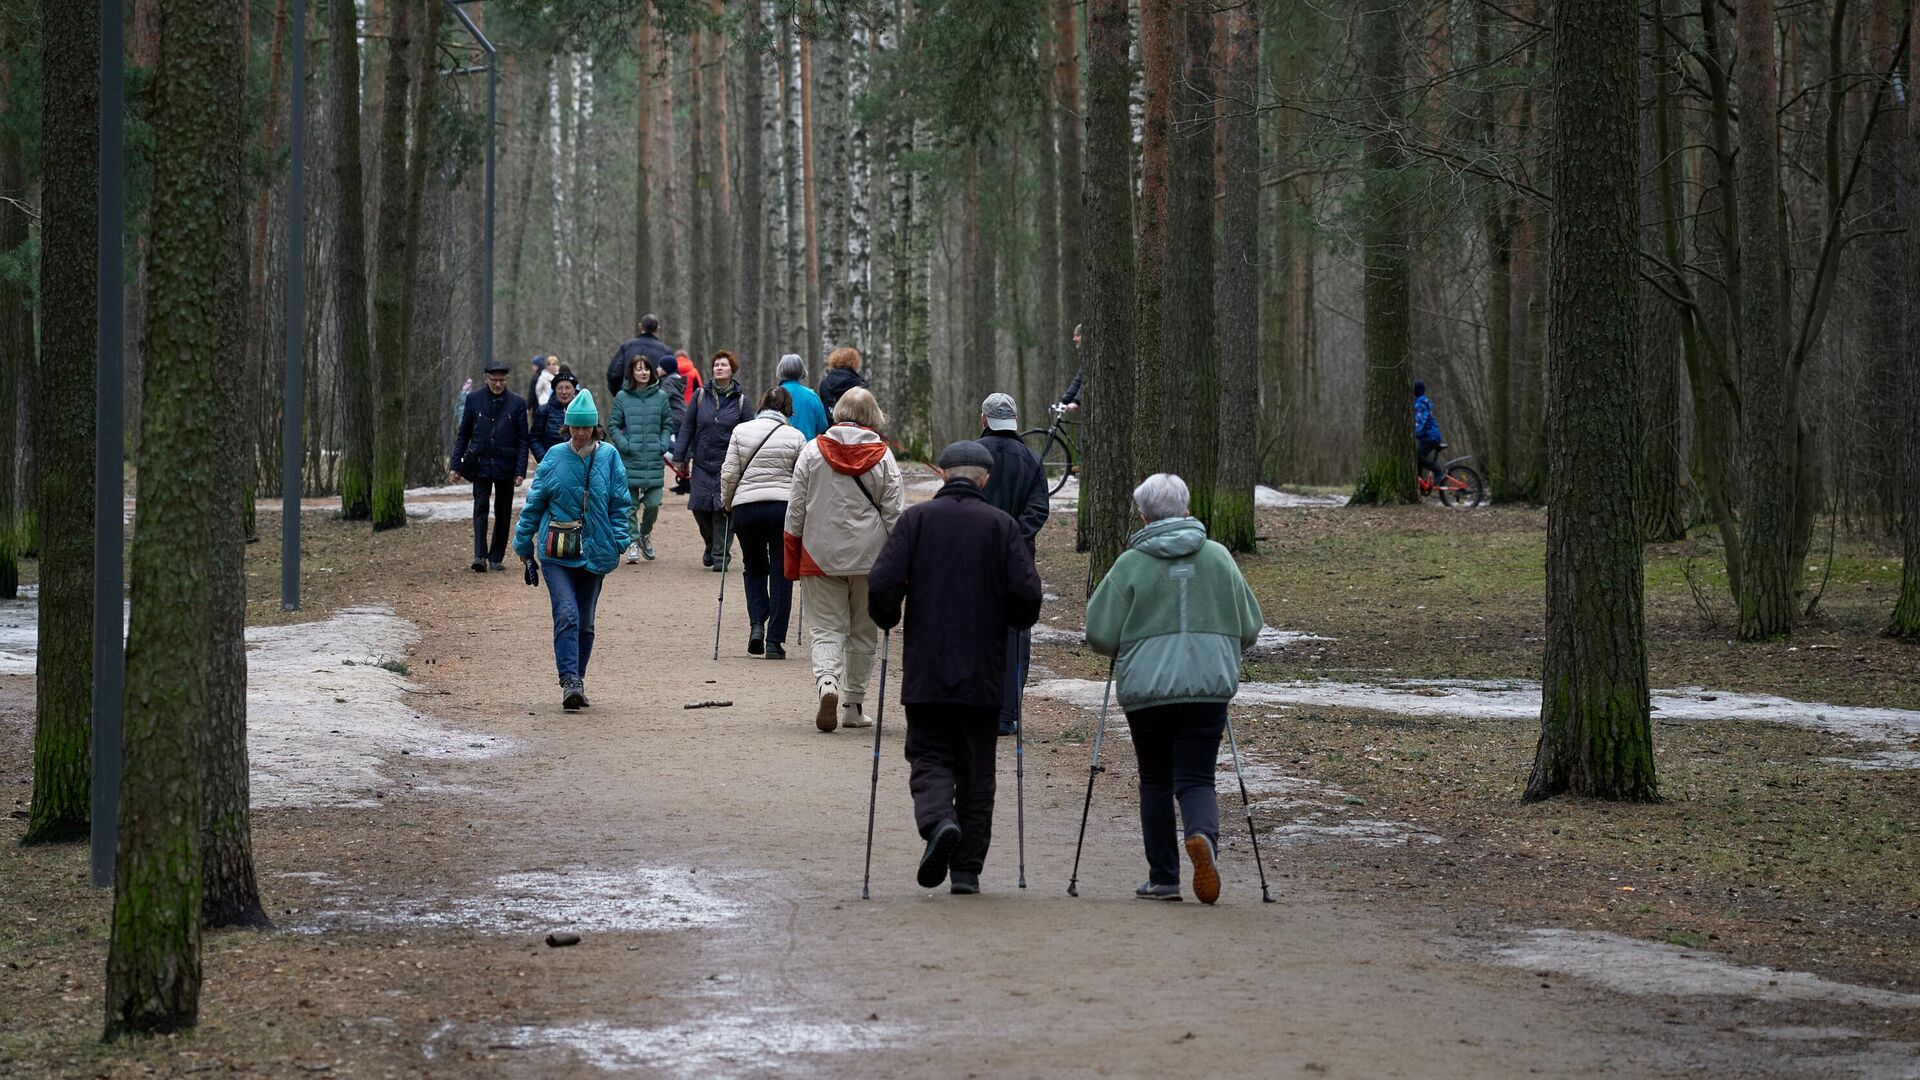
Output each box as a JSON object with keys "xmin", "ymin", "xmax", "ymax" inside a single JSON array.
[
  {"xmin": 711, "ymin": 515, "xmax": 733, "ymax": 661},
  {"xmin": 1224, "ymin": 712, "xmax": 1276, "ymax": 903},
  {"xmin": 1013, "ymin": 630, "xmax": 1027, "ymax": 889},
  {"xmin": 861, "ymin": 628, "xmax": 891, "ymax": 900},
  {"xmin": 1066, "ymin": 659, "xmax": 1115, "ymax": 898}
]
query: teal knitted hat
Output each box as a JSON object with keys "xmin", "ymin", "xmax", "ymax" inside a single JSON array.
[{"xmin": 564, "ymin": 388, "xmax": 598, "ymax": 428}]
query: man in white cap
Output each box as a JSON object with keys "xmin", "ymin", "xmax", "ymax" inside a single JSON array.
[{"xmin": 977, "ymin": 393, "xmax": 1050, "ymax": 736}]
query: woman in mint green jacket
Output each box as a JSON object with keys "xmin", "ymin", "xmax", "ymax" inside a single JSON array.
[
  {"xmin": 1086, "ymin": 473, "xmax": 1262, "ymax": 905},
  {"xmin": 610, "ymin": 355, "xmax": 676, "ymax": 562},
  {"xmin": 515, "ymin": 389, "xmax": 632, "ymax": 711}
]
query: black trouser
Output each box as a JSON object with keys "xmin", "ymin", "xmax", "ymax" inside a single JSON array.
[
  {"xmin": 471, "ymin": 478, "xmax": 514, "ymax": 563},
  {"xmin": 1125, "ymin": 702, "xmax": 1228, "ymax": 887},
  {"xmin": 904, "ymin": 704, "xmax": 1000, "ymax": 875},
  {"xmin": 692, "ymin": 508, "xmax": 735, "ymax": 563},
  {"xmin": 732, "ymin": 500, "xmax": 792, "ymax": 643},
  {"xmin": 1417, "ymin": 439, "xmax": 1445, "ymax": 485},
  {"xmin": 998, "ymin": 628, "xmax": 1030, "ymax": 729}
]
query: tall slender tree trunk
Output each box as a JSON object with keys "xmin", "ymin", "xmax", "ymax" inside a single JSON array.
[
  {"xmin": 782, "ymin": 15, "xmax": 804, "ymax": 347},
  {"xmin": 0, "ymin": 45, "xmax": 29, "ymax": 601},
  {"xmin": 706, "ymin": 7, "xmax": 734, "ymax": 357},
  {"xmin": 1350, "ymin": 0, "xmax": 1417, "ymax": 505},
  {"xmin": 370, "ymin": 0, "xmax": 418, "ymax": 530},
  {"xmin": 333, "ymin": 0, "xmax": 375, "ymax": 516},
  {"xmin": 1637, "ymin": 2, "xmax": 1689, "ymax": 542},
  {"xmin": 26, "ymin": 0, "xmax": 100, "ymax": 846},
  {"xmin": 737, "ymin": 2, "xmax": 767, "ymax": 381},
  {"xmin": 1054, "ymin": 0, "xmax": 1084, "ymax": 375},
  {"xmin": 847, "ymin": 29, "xmax": 873, "ymax": 365},
  {"xmin": 106, "ymin": 0, "xmax": 246, "ymax": 1034},
  {"xmin": 800, "ymin": 33, "xmax": 822, "ymax": 361},
  {"xmin": 1213, "ymin": 0, "xmax": 1258, "ymax": 552},
  {"xmin": 1893, "ymin": 0, "xmax": 1920, "ymax": 637},
  {"xmin": 1165, "ymin": 3, "xmax": 1218, "ymax": 520},
  {"xmin": 1083, "ymin": 0, "xmax": 1137, "ymax": 589},
  {"xmin": 1861, "ymin": 0, "xmax": 1901, "ymax": 523},
  {"xmin": 1034, "ymin": 78, "xmax": 1061, "ymax": 417},
  {"xmin": 635, "ymin": 12, "xmax": 654, "ymax": 327},
  {"xmin": 1525, "ymin": 0, "xmax": 1655, "ymax": 803},
  {"xmin": 1130, "ymin": 0, "xmax": 1172, "ymax": 477}
]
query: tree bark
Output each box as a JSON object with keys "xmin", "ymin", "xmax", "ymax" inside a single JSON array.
[
  {"xmin": 737, "ymin": 2, "xmax": 767, "ymax": 382},
  {"xmin": 1733, "ymin": 0, "xmax": 1795, "ymax": 639},
  {"xmin": 370, "ymin": 0, "xmax": 418, "ymax": 530},
  {"xmin": 1082, "ymin": 0, "xmax": 1137, "ymax": 590},
  {"xmin": 0, "ymin": 45, "xmax": 28, "ymax": 600},
  {"xmin": 1054, "ymin": 0, "xmax": 1084, "ymax": 375},
  {"xmin": 1213, "ymin": 0, "xmax": 1258, "ymax": 552},
  {"xmin": 706, "ymin": 6, "xmax": 735, "ymax": 358},
  {"xmin": 1130, "ymin": 0, "xmax": 1172, "ymax": 477},
  {"xmin": 26, "ymin": 0, "xmax": 100, "ymax": 846},
  {"xmin": 1035, "ymin": 75, "xmax": 1060, "ymax": 417},
  {"xmin": 1164, "ymin": 3, "xmax": 1218, "ymax": 521},
  {"xmin": 1637, "ymin": 0, "xmax": 1689, "ymax": 542},
  {"xmin": 1524, "ymin": 0, "xmax": 1655, "ymax": 803},
  {"xmin": 333, "ymin": 0, "xmax": 375, "ymax": 517},
  {"xmin": 800, "ymin": 33, "xmax": 822, "ymax": 362},
  {"xmin": 1350, "ymin": 0, "xmax": 1417, "ymax": 505},
  {"xmin": 106, "ymin": 0, "xmax": 246, "ymax": 1034},
  {"xmin": 635, "ymin": 11, "xmax": 654, "ymax": 328},
  {"xmin": 1894, "ymin": 0, "xmax": 1920, "ymax": 637}
]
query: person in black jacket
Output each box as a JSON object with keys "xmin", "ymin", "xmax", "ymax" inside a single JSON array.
[
  {"xmin": 528, "ymin": 369, "xmax": 579, "ymax": 465},
  {"xmin": 868, "ymin": 440, "xmax": 1044, "ymax": 895},
  {"xmin": 977, "ymin": 393, "xmax": 1050, "ymax": 736},
  {"xmin": 607, "ymin": 313, "xmax": 677, "ymax": 398},
  {"xmin": 451, "ymin": 360, "xmax": 532, "ymax": 572},
  {"xmin": 818, "ymin": 346, "xmax": 869, "ymax": 416}
]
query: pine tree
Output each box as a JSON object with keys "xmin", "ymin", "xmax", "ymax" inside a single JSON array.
[
  {"xmin": 332, "ymin": 0, "xmax": 376, "ymax": 519},
  {"xmin": 1212, "ymin": 0, "xmax": 1259, "ymax": 552},
  {"xmin": 1081, "ymin": 0, "xmax": 1136, "ymax": 589},
  {"xmin": 0, "ymin": 36, "xmax": 29, "ymax": 602},
  {"xmin": 1895, "ymin": 0, "xmax": 1920, "ymax": 639},
  {"xmin": 1349, "ymin": 0, "xmax": 1416, "ymax": 505},
  {"xmin": 1163, "ymin": 3, "xmax": 1218, "ymax": 521},
  {"xmin": 1129, "ymin": 0, "xmax": 1172, "ymax": 477},
  {"xmin": 370, "ymin": 0, "xmax": 418, "ymax": 530}
]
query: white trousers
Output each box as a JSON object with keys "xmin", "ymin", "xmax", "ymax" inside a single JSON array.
[{"xmin": 800, "ymin": 574, "xmax": 878, "ymax": 704}]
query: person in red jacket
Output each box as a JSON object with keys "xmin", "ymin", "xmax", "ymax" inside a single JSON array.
[{"xmin": 664, "ymin": 353, "xmax": 703, "ymax": 494}]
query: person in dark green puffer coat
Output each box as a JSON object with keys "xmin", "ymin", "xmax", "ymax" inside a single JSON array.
[{"xmin": 609, "ymin": 354, "xmax": 677, "ymax": 562}]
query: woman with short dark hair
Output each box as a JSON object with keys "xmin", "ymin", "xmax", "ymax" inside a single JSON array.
[
  {"xmin": 670, "ymin": 351, "xmax": 748, "ymax": 570},
  {"xmin": 721, "ymin": 387, "xmax": 807, "ymax": 658}
]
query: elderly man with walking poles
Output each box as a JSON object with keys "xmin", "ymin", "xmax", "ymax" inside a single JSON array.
[
  {"xmin": 975, "ymin": 392, "xmax": 1051, "ymax": 737},
  {"xmin": 868, "ymin": 441, "xmax": 1044, "ymax": 895}
]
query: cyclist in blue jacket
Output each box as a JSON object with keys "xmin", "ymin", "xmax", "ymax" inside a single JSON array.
[{"xmin": 1413, "ymin": 381, "xmax": 1444, "ymax": 487}]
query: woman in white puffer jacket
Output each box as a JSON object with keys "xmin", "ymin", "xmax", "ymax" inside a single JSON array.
[{"xmin": 721, "ymin": 387, "xmax": 809, "ymax": 659}]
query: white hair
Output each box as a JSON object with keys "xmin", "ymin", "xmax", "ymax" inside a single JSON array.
[
  {"xmin": 1133, "ymin": 473, "xmax": 1190, "ymax": 522},
  {"xmin": 776, "ymin": 354, "xmax": 807, "ymax": 383},
  {"xmin": 945, "ymin": 464, "xmax": 989, "ymax": 486}
]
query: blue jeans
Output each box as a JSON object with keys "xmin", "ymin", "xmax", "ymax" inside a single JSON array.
[
  {"xmin": 1125, "ymin": 703, "xmax": 1228, "ymax": 886},
  {"xmin": 544, "ymin": 564, "xmax": 605, "ymax": 681}
]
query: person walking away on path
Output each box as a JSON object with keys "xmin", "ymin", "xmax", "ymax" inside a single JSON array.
[
  {"xmin": 610, "ymin": 355, "xmax": 677, "ymax": 563},
  {"xmin": 721, "ymin": 387, "xmax": 807, "ymax": 659},
  {"xmin": 451, "ymin": 359, "xmax": 531, "ymax": 572},
  {"xmin": 529, "ymin": 368, "xmax": 579, "ymax": 465},
  {"xmin": 777, "ymin": 353, "xmax": 831, "ymax": 440},
  {"xmin": 608, "ymin": 313, "xmax": 677, "ymax": 399},
  {"xmin": 536, "ymin": 354, "xmax": 560, "ymax": 406},
  {"xmin": 515, "ymin": 389, "xmax": 632, "ymax": 711},
  {"xmin": 976, "ymin": 392, "xmax": 1050, "ymax": 736},
  {"xmin": 1413, "ymin": 380, "xmax": 1445, "ymax": 488},
  {"xmin": 784, "ymin": 387, "xmax": 903, "ymax": 732},
  {"xmin": 869, "ymin": 440, "xmax": 1044, "ymax": 894},
  {"xmin": 671, "ymin": 351, "xmax": 748, "ymax": 570},
  {"xmin": 1085, "ymin": 473, "xmax": 1263, "ymax": 904},
  {"xmin": 818, "ymin": 346, "xmax": 868, "ymax": 416}
]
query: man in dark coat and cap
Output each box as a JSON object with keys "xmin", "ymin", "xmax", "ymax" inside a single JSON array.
[
  {"xmin": 977, "ymin": 392, "xmax": 1050, "ymax": 736},
  {"xmin": 868, "ymin": 440, "xmax": 1044, "ymax": 894},
  {"xmin": 451, "ymin": 359, "xmax": 531, "ymax": 572}
]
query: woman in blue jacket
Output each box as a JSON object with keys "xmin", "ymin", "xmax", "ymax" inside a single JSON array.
[{"xmin": 515, "ymin": 388, "xmax": 633, "ymax": 711}]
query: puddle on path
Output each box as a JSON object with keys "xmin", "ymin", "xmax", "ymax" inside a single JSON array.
[
  {"xmin": 1491, "ymin": 929, "xmax": 1920, "ymax": 1010},
  {"xmin": 293, "ymin": 864, "xmax": 747, "ymax": 935},
  {"xmin": 1031, "ymin": 677, "xmax": 1920, "ymax": 770}
]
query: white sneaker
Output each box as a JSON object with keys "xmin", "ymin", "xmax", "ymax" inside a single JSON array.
[
  {"xmin": 839, "ymin": 701, "xmax": 872, "ymax": 729},
  {"xmin": 625, "ymin": 543, "xmax": 640, "ymax": 564}
]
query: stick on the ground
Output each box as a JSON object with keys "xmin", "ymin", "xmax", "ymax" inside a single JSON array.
[
  {"xmin": 861, "ymin": 628, "xmax": 891, "ymax": 900},
  {"xmin": 682, "ymin": 700, "xmax": 734, "ymax": 709},
  {"xmin": 1066, "ymin": 660, "xmax": 1114, "ymax": 898},
  {"xmin": 1224, "ymin": 712, "xmax": 1276, "ymax": 904}
]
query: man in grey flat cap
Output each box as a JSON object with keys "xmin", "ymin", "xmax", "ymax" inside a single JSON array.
[
  {"xmin": 868, "ymin": 440, "xmax": 1044, "ymax": 894},
  {"xmin": 978, "ymin": 392, "xmax": 1050, "ymax": 736}
]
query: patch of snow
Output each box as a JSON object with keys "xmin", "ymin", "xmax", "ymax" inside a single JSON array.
[
  {"xmin": 1029, "ymin": 677, "xmax": 1920, "ymax": 769},
  {"xmin": 306, "ymin": 864, "xmax": 747, "ymax": 935},
  {"xmin": 431, "ymin": 1008, "xmax": 913, "ymax": 1078},
  {"xmin": 1491, "ymin": 930, "xmax": 1920, "ymax": 1010},
  {"xmin": 1256, "ymin": 485, "xmax": 1348, "ymax": 509},
  {"xmin": 1030, "ymin": 624, "xmax": 1084, "ymax": 647},
  {"xmin": 1252, "ymin": 625, "xmax": 1333, "ymax": 653},
  {"xmin": 1269, "ymin": 817, "xmax": 1444, "ymax": 848},
  {"xmin": 0, "ymin": 596, "xmax": 125, "ymax": 676},
  {"xmin": 1048, "ymin": 475, "xmax": 1079, "ymax": 512}
]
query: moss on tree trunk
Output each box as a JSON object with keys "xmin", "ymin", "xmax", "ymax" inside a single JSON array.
[{"xmin": 370, "ymin": 0, "xmax": 417, "ymax": 532}]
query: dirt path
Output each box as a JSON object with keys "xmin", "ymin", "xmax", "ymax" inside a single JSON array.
[{"xmin": 262, "ymin": 504, "xmax": 1820, "ymax": 1080}]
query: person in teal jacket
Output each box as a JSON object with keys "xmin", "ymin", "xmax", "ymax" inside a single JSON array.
[
  {"xmin": 610, "ymin": 355, "xmax": 677, "ymax": 562},
  {"xmin": 776, "ymin": 353, "xmax": 831, "ymax": 439},
  {"xmin": 1086, "ymin": 473, "xmax": 1262, "ymax": 905},
  {"xmin": 515, "ymin": 388, "xmax": 633, "ymax": 711}
]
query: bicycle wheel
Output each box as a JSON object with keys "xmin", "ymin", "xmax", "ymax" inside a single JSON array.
[
  {"xmin": 1020, "ymin": 429, "xmax": 1074, "ymax": 495},
  {"xmin": 1438, "ymin": 464, "xmax": 1486, "ymax": 509}
]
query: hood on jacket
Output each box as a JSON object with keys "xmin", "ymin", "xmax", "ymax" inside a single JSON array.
[
  {"xmin": 754, "ymin": 408, "xmax": 788, "ymax": 424},
  {"xmin": 817, "ymin": 424, "xmax": 889, "ymax": 476},
  {"xmin": 1129, "ymin": 516, "xmax": 1207, "ymax": 559}
]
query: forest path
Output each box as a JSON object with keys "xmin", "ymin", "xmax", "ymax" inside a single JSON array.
[{"xmin": 362, "ymin": 502, "xmax": 1751, "ymax": 1079}]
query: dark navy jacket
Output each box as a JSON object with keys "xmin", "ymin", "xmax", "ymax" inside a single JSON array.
[
  {"xmin": 818, "ymin": 367, "xmax": 868, "ymax": 416},
  {"xmin": 608, "ymin": 333, "xmax": 677, "ymax": 395},
  {"xmin": 977, "ymin": 429, "xmax": 1050, "ymax": 551},
  {"xmin": 453, "ymin": 387, "xmax": 530, "ymax": 481}
]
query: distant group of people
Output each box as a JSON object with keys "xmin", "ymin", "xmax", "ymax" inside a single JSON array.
[{"xmin": 452, "ymin": 315, "xmax": 1267, "ymax": 903}]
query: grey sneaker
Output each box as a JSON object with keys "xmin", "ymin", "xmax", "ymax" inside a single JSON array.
[
  {"xmin": 561, "ymin": 677, "xmax": 586, "ymax": 711},
  {"xmin": 1185, "ymin": 833, "xmax": 1220, "ymax": 905},
  {"xmin": 1135, "ymin": 882, "xmax": 1183, "ymax": 901},
  {"xmin": 640, "ymin": 536, "xmax": 656, "ymax": 561},
  {"xmin": 625, "ymin": 543, "xmax": 640, "ymax": 565}
]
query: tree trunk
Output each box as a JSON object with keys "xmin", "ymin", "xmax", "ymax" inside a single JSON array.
[
  {"xmin": 504, "ymin": 57, "xmax": 551, "ymax": 363},
  {"xmin": 800, "ymin": 33, "xmax": 822, "ymax": 361},
  {"xmin": 1213, "ymin": 0, "xmax": 1258, "ymax": 552},
  {"xmin": 1130, "ymin": 0, "xmax": 1172, "ymax": 477},
  {"xmin": 782, "ymin": 15, "xmax": 804, "ymax": 348},
  {"xmin": 1082, "ymin": 0, "xmax": 1137, "ymax": 590},
  {"xmin": 1733, "ymin": 0, "xmax": 1795, "ymax": 639},
  {"xmin": 203, "ymin": 23, "xmax": 266, "ymax": 926},
  {"xmin": 1894, "ymin": 0, "xmax": 1920, "ymax": 637},
  {"xmin": 1861, "ymin": 0, "xmax": 1901, "ymax": 524},
  {"xmin": 1637, "ymin": 0, "xmax": 1689, "ymax": 542},
  {"xmin": 0, "ymin": 45, "xmax": 28, "ymax": 600},
  {"xmin": 659, "ymin": 49, "xmax": 684, "ymax": 339},
  {"xmin": 706, "ymin": 7, "xmax": 734, "ymax": 357},
  {"xmin": 1524, "ymin": 0, "xmax": 1655, "ymax": 803},
  {"xmin": 106, "ymin": 0, "xmax": 246, "ymax": 1034},
  {"xmin": 737, "ymin": 2, "xmax": 766, "ymax": 382},
  {"xmin": 903, "ymin": 118, "xmax": 932, "ymax": 457},
  {"xmin": 1164, "ymin": 3, "xmax": 1218, "ymax": 521},
  {"xmin": 847, "ymin": 29, "xmax": 873, "ymax": 371},
  {"xmin": 635, "ymin": 12, "xmax": 654, "ymax": 327},
  {"xmin": 1054, "ymin": 0, "xmax": 1084, "ymax": 376},
  {"xmin": 333, "ymin": 0, "xmax": 375, "ymax": 517},
  {"xmin": 370, "ymin": 0, "xmax": 418, "ymax": 530},
  {"xmin": 1034, "ymin": 81, "xmax": 1060, "ymax": 418},
  {"xmin": 26, "ymin": 0, "xmax": 100, "ymax": 846},
  {"xmin": 1350, "ymin": 0, "xmax": 1417, "ymax": 505},
  {"xmin": 821, "ymin": 34, "xmax": 850, "ymax": 350}
]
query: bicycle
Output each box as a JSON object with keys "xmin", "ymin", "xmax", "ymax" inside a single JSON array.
[
  {"xmin": 1020, "ymin": 402, "xmax": 1078, "ymax": 496},
  {"xmin": 1417, "ymin": 445, "xmax": 1486, "ymax": 508}
]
